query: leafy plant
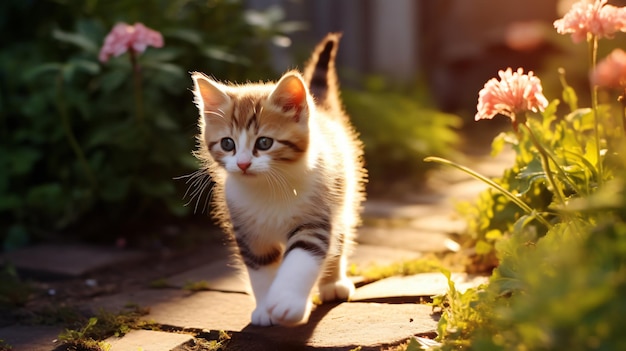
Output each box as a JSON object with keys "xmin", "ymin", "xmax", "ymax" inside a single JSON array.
[
  {"xmin": 58, "ymin": 305, "xmax": 153, "ymax": 350},
  {"xmin": 0, "ymin": 0, "xmax": 302, "ymax": 248},
  {"xmin": 343, "ymin": 77, "xmax": 462, "ymax": 192},
  {"xmin": 424, "ymin": 1, "xmax": 626, "ymax": 349},
  {"xmin": 0, "ymin": 265, "xmax": 33, "ymax": 308},
  {"xmin": 0, "ymin": 340, "xmax": 12, "ymax": 351}
]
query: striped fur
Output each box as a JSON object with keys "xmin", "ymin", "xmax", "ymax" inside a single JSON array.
[{"xmin": 190, "ymin": 33, "xmax": 366, "ymax": 326}]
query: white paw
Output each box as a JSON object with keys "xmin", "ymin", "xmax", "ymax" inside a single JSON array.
[
  {"xmin": 265, "ymin": 291, "xmax": 312, "ymax": 326},
  {"xmin": 318, "ymin": 278, "xmax": 355, "ymax": 302},
  {"xmin": 251, "ymin": 305, "xmax": 273, "ymax": 326}
]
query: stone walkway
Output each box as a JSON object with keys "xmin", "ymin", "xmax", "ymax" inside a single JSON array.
[{"xmin": 0, "ymin": 147, "xmax": 513, "ymax": 351}]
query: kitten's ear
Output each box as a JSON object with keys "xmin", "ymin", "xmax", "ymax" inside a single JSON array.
[
  {"xmin": 191, "ymin": 72, "xmax": 230, "ymax": 114},
  {"xmin": 269, "ymin": 72, "xmax": 308, "ymax": 121}
]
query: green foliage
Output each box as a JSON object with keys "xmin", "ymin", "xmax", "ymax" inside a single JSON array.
[
  {"xmin": 434, "ymin": 193, "xmax": 626, "ymax": 350},
  {"xmin": 0, "ymin": 265, "xmax": 33, "ymax": 308},
  {"xmin": 183, "ymin": 280, "xmax": 212, "ymax": 292},
  {"xmin": 198, "ymin": 330, "xmax": 232, "ymax": 351},
  {"xmin": 353, "ymin": 256, "xmax": 446, "ymax": 283},
  {"xmin": 58, "ymin": 317, "xmax": 112, "ymax": 351},
  {"xmin": 343, "ymin": 77, "xmax": 461, "ymax": 189},
  {"xmin": 0, "ymin": 0, "xmax": 300, "ymax": 248},
  {"xmin": 0, "ymin": 340, "xmax": 12, "ymax": 351},
  {"xmin": 431, "ymin": 36, "xmax": 626, "ymax": 350},
  {"xmin": 457, "ymin": 88, "xmax": 621, "ymax": 264},
  {"xmin": 58, "ymin": 305, "xmax": 153, "ymax": 350}
]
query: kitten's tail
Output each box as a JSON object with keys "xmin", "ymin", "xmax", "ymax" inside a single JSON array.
[{"xmin": 303, "ymin": 33, "xmax": 342, "ymax": 112}]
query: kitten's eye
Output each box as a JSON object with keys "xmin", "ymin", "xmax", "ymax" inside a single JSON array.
[
  {"xmin": 255, "ymin": 137, "xmax": 274, "ymax": 151},
  {"xmin": 220, "ymin": 137, "xmax": 235, "ymax": 151}
]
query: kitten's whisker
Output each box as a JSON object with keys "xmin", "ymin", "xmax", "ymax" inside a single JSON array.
[
  {"xmin": 202, "ymin": 185, "xmax": 214, "ymax": 214},
  {"xmin": 176, "ymin": 168, "xmax": 215, "ymax": 214},
  {"xmin": 179, "ymin": 171, "xmax": 205, "ymax": 198},
  {"xmin": 193, "ymin": 176, "xmax": 213, "ymax": 214},
  {"xmin": 267, "ymin": 168, "xmax": 293, "ymax": 202}
]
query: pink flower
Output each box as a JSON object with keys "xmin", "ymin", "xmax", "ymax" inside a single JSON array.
[
  {"xmin": 475, "ymin": 68, "xmax": 549, "ymax": 122},
  {"xmin": 591, "ymin": 48, "xmax": 626, "ymax": 88},
  {"xmin": 99, "ymin": 22, "xmax": 164, "ymax": 63},
  {"xmin": 554, "ymin": 0, "xmax": 626, "ymax": 43}
]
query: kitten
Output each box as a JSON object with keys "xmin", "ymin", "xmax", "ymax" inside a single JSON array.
[{"xmin": 190, "ymin": 33, "xmax": 366, "ymax": 326}]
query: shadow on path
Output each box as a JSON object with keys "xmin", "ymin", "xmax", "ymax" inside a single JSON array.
[{"xmin": 229, "ymin": 302, "xmax": 341, "ymax": 351}]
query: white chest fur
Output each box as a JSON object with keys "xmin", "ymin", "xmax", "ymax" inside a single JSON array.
[{"xmin": 224, "ymin": 171, "xmax": 315, "ymax": 242}]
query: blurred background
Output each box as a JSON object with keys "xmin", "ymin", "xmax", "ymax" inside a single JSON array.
[{"xmin": 2, "ymin": 0, "xmax": 625, "ymax": 251}]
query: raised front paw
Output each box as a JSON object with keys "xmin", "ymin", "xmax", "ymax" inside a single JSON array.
[
  {"xmin": 318, "ymin": 277, "xmax": 355, "ymax": 302},
  {"xmin": 251, "ymin": 305, "xmax": 273, "ymax": 326},
  {"xmin": 265, "ymin": 291, "xmax": 312, "ymax": 326}
]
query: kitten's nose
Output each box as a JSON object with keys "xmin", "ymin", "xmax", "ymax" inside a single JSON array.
[{"xmin": 237, "ymin": 161, "xmax": 251, "ymax": 171}]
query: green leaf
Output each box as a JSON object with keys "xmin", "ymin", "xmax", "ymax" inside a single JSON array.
[
  {"xmin": 490, "ymin": 132, "xmax": 507, "ymax": 157},
  {"xmin": 99, "ymin": 69, "xmax": 129, "ymax": 93},
  {"xmin": 485, "ymin": 229, "xmax": 503, "ymax": 241},
  {"xmin": 565, "ymin": 108, "xmax": 594, "ymax": 132},
  {"xmin": 516, "ymin": 158, "xmax": 546, "ymax": 195},
  {"xmin": 541, "ymin": 99, "xmax": 560, "ymax": 122},
  {"xmin": 562, "ymin": 86, "xmax": 578, "ymax": 112},
  {"xmin": 142, "ymin": 47, "xmax": 182, "ymax": 62},
  {"xmin": 71, "ymin": 58, "xmax": 100, "ymax": 75},
  {"xmin": 142, "ymin": 61, "xmax": 185, "ymax": 78},
  {"xmin": 154, "ymin": 113, "xmax": 179, "ymax": 131},
  {"xmin": 475, "ymin": 240, "xmax": 493, "ymax": 255},
  {"xmin": 202, "ymin": 46, "xmax": 250, "ymax": 65},
  {"xmin": 163, "ymin": 28, "xmax": 203, "ymax": 45},
  {"xmin": 3, "ymin": 225, "xmax": 30, "ymax": 251},
  {"xmin": 405, "ymin": 337, "xmax": 424, "ymax": 351},
  {"xmin": 7, "ymin": 147, "xmax": 41, "ymax": 175},
  {"xmin": 23, "ymin": 63, "xmax": 63, "ymax": 81},
  {"xmin": 52, "ymin": 29, "xmax": 98, "ymax": 54}
]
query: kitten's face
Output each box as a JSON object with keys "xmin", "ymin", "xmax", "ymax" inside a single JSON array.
[{"xmin": 193, "ymin": 73, "xmax": 310, "ymax": 178}]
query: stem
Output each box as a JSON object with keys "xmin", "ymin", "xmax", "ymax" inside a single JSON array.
[
  {"xmin": 424, "ymin": 156, "xmax": 552, "ymax": 229},
  {"xmin": 617, "ymin": 89, "xmax": 626, "ymax": 135},
  {"xmin": 130, "ymin": 50, "xmax": 144, "ymax": 123},
  {"xmin": 520, "ymin": 123, "xmax": 567, "ymax": 205},
  {"xmin": 56, "ymin": 74, "xmax": 97, "ymax": 189},
  {"xmin": 589, "ymin": 35, "xmax": 603, "ymax": 185}
]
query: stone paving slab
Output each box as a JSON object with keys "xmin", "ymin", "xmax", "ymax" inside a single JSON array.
[
  {"xmin": 0, "ymin": 244, "xmax": 147, "ymax": 279},
  {"xmin": 106, "ymin": 329, "xmax": 193, "ymax": 351},
  {"xmin": 166, "ymin": 258, "xmax": 250, "ymax": 293},
  {"xmin": 352, "ymin": 272, "xmax": 489, "ymax": 303},
  {"xmin": 228, "ymin": 302, "xmax": 437, "ymax": 350},
  {"xmin": 348, "ymin": 244, "xmax": 422, "ymax": 269},
  {"xmin": 0, "ymin": 325, "xmax": 62, "ymax": 351},
  {"xmin": 145, "ymin": 290, "xmax": 255, "ymax": 331},
  {"xmin": 87, "ymin": 288, "xmax": 192, "ymax": 314},
  {"xmin": 357, "ymin": 227, "xmax": 451, "ymax": 253},
  {"xmin": 408, "ymin": 213, "xmax": 466, "ymax": 235},
  {"xmin": 362, "ymin": 201, "xmax": 443, "ymax": 220}
]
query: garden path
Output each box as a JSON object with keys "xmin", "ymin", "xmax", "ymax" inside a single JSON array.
[{"xmin": 0, "ymin": 134, "xmax": 513, "ymax": 351}]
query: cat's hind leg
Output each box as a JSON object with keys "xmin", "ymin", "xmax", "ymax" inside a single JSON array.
[{"xmin": 317, "ymin": 253, "xmax": 355, "ymax": 302}]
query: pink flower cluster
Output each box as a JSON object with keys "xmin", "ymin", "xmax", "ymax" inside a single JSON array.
[
  {"xmin": 99, "ymin": 22, "xmax": 164, "ymax": 63},
  {"xmin": 591, "ymin": 48, "xmax": 626, "ymax": 88},
  {"xmin": 554, "ymin": 0, "xmax": 626, "ymax": 43},
  {"xmin": 475, "ymin": 68, "xmax": 549, "ymax": 123}
]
